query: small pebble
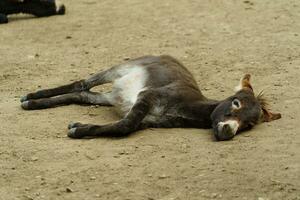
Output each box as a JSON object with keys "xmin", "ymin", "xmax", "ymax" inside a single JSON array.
[
  {"xmin": 23, "ymin": 195, "xmax": 34, "ymax": 200},
  {"xmin": 158, "ymin": 174, "xmax": 169, "ymax": 179},
  {"xmin": 85, "ymin": 154, "xmax": 95, "ymax": 160},
  {"xmin": 66, "ymin": 187, "xmax": 73, "ymax": 193},
  {"xmin": 31, "ymin": 157, "xmax": 39, "ymax": 161},
  {"xmin": 27, "ymin": 55, "xmax": 35, "ymax": 59},
  {"xmin": 182, "ymin": 144, "xmax": 188, "ymax": 148},
  {"xmin": 258, "ymin": 197, "xmax": 267, "ymax": 200}
]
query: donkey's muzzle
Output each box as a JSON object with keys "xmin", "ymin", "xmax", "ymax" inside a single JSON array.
[{"xmin": 213, "ymin": 120, "xmax": 239, "ymax": 141}]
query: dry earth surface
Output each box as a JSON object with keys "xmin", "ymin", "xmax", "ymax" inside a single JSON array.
[{"xmin": 0, "ymin": 0, "xmax": 299, "ymax": 199}]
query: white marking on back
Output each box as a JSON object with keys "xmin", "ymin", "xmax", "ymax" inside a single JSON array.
[{"xmin": 111, "ymin": 66, "xmax": 148, "ymax": 115}]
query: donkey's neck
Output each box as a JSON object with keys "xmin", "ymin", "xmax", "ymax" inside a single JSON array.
[
  {"xmin": 181, "ymin": 98, "xmax": 221, "ymax": 128},
  {"xmin": 195, "ymin": 99, "xmax": 221, "ymax": 116}
]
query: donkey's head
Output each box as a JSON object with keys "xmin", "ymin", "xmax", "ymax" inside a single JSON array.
[{"xmin": 210, "ymin": 74, "xmax": 281, "ymax": 141}]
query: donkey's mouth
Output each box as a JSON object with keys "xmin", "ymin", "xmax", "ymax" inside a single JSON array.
[{"xmin": 213, "ymin": 120, "xmax": 239, "ymax": 141}]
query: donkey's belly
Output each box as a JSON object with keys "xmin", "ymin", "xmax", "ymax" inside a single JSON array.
[{"xmin": 111, "ymin": 66, "xmax": 148, "ymax": 115}]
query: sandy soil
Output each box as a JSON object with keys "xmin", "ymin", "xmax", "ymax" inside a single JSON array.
[{"xmin": 0, "ymin": 0, "xmax": 299, "ymax": 199}]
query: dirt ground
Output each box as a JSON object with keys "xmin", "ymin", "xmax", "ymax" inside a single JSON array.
[{"xmin": 0, "ymin": 0, "xmax": 299, "ymax": 199}]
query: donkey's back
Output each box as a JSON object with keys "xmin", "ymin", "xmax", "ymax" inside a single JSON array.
[{"xmin": 107, "ymin": 55, "xmax": 205, "ymax": 115}]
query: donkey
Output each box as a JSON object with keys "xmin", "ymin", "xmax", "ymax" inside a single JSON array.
[
  {"xmin": 0, "ymin": 0, "xmax": 65, "ymax": 24},
  {"xmin": 20, "ymin": 55, "xmax": 281, "ymax": 141}
]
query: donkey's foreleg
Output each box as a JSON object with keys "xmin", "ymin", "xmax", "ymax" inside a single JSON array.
[
  {"xmin": 21, "ymin": 68, "xmax": 119, "ymax": 102},
  {"xmin": 67, "ymin": 91, "xmax": 156, "ymax": 138},
  {"xmin": 21, "ymin": 91, "xmax": 112, "ymax": 110}
]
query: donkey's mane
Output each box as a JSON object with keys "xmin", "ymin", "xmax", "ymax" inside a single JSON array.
[{"xmin": 256, "ymin": 91, "xmax": 269, "ymax": 110}]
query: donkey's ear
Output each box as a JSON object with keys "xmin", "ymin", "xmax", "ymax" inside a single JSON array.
[
  {"xmin": 261, "ymin": 108, "xmax": 281, "ymax": 122},
  {"xmin": 234, "ymin": 74, "xmax": 254, "ymax": 92}
]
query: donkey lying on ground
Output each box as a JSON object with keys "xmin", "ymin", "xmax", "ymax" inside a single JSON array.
[
  {"xmin": 20, "ymin": 55, "xmax": 281, "ymax": 141},
  {"xmin": 0, "ymin": 0, "xmax": 65, "ymax": 24}
]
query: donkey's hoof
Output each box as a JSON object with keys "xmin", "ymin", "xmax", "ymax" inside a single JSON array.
[
  {"xmin": 20, "ymin": 95, "xmax": 28, "ymax": 102},
  {"xmin": 56, "ymin": 4, "xmax": 66, "ymax": 15},
  {"xmin": 68, "ymin": 128, "xmax": 84, "ymax": 139},
  {"xmin": 21, "ymin": 101, "xmax": 29, "ymax": 110},
  {"xmin": 68, "ymin": 122, "xmax": 75, "ymax": 129},
  {"xmin": 0, "ymin": 14, "xmax": 8, "ymax": 24},
  {"xmin": 68, "ymin": 122, "xmax": 83, "ymax": 129},
  {"xmin": 68, "ymin": 128, "xmax": 77, "ymax": 138}
]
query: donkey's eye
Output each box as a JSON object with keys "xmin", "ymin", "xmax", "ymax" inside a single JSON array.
[{"xmin": 232, "ymin": 99, "xmax": 241, "ymax": 109}]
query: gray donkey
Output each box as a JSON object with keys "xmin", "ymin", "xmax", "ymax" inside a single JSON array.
[
  {"xmin": 0, "ymin": 0, "xmax": 65, "ymax": 24},
  {"xmin": 20, "ymin": 55, "xmax": 281, "ymax": 141}
]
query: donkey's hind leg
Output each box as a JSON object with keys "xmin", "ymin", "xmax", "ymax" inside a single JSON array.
[
  {"xmin": 21, "ymin": 80, "xmax": 87, "ymax": 102},
  {"xmin": 21, "ymin": 67, "xmax": 121, "ymax": 102},
  {"xmin": 21, "ymin": 91, "xmax": 112, "ymax": 110}
]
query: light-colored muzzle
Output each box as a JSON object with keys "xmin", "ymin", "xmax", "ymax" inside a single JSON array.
[{"xmin": 214, "ymin": 120, "xmax": 239, "ymax": 141}]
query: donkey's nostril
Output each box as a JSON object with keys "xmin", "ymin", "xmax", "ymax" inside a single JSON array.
[
  {"xmin": 214, "ymin": 121, "xmax": 239, "ymax": 141},
  {"xmin": 222, "ymin": 124, "xmax": 232, "ymax": 135}
]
